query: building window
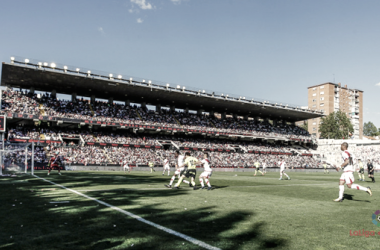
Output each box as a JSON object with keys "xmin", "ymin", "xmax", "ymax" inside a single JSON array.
[
  {"xmin": 313, "ymin": 93, "xmax": 316, "ymax": 96},
  {"xmin": 320, "ymin": 86, "xmax": 324, "ymax": 89},
  {"xmin": 320, "ymin": 103, "xmax": 324, "ymax": 106},
  {"xmin": 312, "ymin": 87, "xmax": 316, "ymax": 90},
  {"xmin": 312, "ymin": 128, "xmax": 316, "ymax": 131},
  {"xmin": 320, "ymin": 97, "xmax": 324, "ymax": 101},
  {"xmin": 320, "ymin": 91, "xmax": 324, "ymax": 95},
  {"xmin": 312, "ymin": 105, "xmax": 316, "ymax": 108},
  {"xmin": 312, "ymin": 122, "xmax": 316, "ymax": 125},
  {"xmin": 312, "ymin": 99, "xmax": 316, "ymax": 102}
]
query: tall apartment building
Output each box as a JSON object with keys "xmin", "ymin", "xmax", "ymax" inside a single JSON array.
[{"xmin": 307, "ymin": 82, "xmax": 363, "ymax": 139}]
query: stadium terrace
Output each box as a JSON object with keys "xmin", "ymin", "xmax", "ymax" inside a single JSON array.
[{"xmin": 1, "ymin": 57, "xmax": 324, "ymax": 123}]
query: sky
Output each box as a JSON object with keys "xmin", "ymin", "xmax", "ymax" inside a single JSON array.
[{"xmin": 0, "ymin": 0, "xmax": 380, "ymax": 125}]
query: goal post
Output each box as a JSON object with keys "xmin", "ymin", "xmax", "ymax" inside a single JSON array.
[
  {"xmin": 0, "ymin": 115, "xmax": 5, "ymax": 176},
  {"xmin": 0, "ymin": 142, "xmax": 33, "ymax": 175}
]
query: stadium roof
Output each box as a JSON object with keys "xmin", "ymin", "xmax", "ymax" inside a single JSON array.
[{"xmin": 1, "ymin": 58, "xmax": 324, "ymax": 122}]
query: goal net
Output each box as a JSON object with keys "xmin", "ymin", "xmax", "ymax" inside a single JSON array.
[{"xmin": 0, "ymin": 142, "xmax": 34, "ymax": 176}]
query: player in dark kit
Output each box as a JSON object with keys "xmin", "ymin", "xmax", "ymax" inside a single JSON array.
[
  {"xmin": 47, "ymin": 153, "xmax": 63, "ymax": 175},
  {"xmin": 367, "ymin": 159, "xmax": 375, "ymax": 183}
]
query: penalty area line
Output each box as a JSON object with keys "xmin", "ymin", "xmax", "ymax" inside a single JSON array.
[{"xmin": 33, "ymin": 175, "xmax": 220, "ymax": 250}]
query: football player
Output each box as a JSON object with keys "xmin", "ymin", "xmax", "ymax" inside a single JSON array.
[
  {"xmin": 278, "ymin": 157, "xmax": 290, "ymax": 180},
  {"xmin": 47, "ymin": 152, "xmax": 61, "ymax": 176},
  {"xmin": 148, "ymin": 161, "xmax": 155, "ymax": 173},
  {"xmin": 165, "ymin": 151, "xmax": 190, "ymax": 188},
  {"xmin": 162, "ymin": 157, "xmax": 170, "ymax": 176},
  {"xmin": 173, "ymin": 152, "xmax": 201, "ymax": 189},
  {"xmin": 262, "ymin": 161, "xmax": 267, "ymax": 174},
  {"xmin": 122, "ymin": 160, "xmax": 130, "ymax": 174},
  {"xmin": 367, "ymin": 159, "xmax": 375, "ymax": 183},
  {"xmin": 253, "ymin": 161, "xmax": 264, "ymax": 176},
  {"xmin": 357, "ymin": 159, "xmax": 365, "ymax": 181},
  {"xmin": 198, "ymin": 152, "xmax": 213, "ymax": 190},
  {"xmin": 323, "ymin": 162, "xmax": 329, "ymax": 174},
  {"xmin": 333, "ymin": 143, "xmax": 372, "ymax": 202}
]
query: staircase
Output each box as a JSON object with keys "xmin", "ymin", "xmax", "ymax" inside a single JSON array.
[
  {"xmin": 88, "ymin": 102, "xmax": 95, "ymax": 116},
  {"xmin": 79, "ymin": 135, "xmax": 85, "ymax": 146},
  {"xmin": 135, "ymin": 109, "xmax": 143, "ymax": 120},
  {"xmin": 239, "ymin": 145, "xmax": 248, "ymax": 153},
  {"xmin": 207, "ymin": 117, "xmax": 217, "ymax": 128},
  {"xmin": 171, "ymin": 141, "xmax": 180, "ymax": 150},
  {"xmin": 172, "ymin": 115, "xmax": 183, "ymax": 128}
]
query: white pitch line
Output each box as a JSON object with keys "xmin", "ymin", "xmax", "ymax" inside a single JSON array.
[
  {"xmin": 230, "ymin": 183, "xmax": 335, "ymax": 188},
  {"xmin": 33, "ymin": 175, "xmax": 220, "ymax": 250},
  {"xmin": 74, "ymin": 188, "xmax": 168, "ymax": 192},
  {"xmin": 60, "ymin": 184, "xmax": 333, "ymax": 193}
]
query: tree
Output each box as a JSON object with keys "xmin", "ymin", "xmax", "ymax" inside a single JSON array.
[
  {"xmin": 319, "ymin": 110, "xmax": 354, "ymax": 139},
  {"xmin": 363, "ymin": 122, "xmax": 378, "ymax": 136},
  {"xmin": 299, "ymin": 121, "xmax": 308, "ymax": 131}
]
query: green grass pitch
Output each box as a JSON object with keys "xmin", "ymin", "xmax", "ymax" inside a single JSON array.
[{"xmin": 1, "ymin": 170, "xmax": 379, "ymax": 250}]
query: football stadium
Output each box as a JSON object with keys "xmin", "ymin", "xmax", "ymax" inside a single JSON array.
[
  {"xmin": 1, "ymin": 1, "xmax": 380, "ymax": 250},
  {"xmin": 1, "ymin": 57, "xmax": 379, "ymax": 250}
]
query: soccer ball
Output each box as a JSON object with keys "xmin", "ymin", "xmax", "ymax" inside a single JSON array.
[{"xmin": 378, "ymin": 215, "xmax": 380, "ymax": 222}]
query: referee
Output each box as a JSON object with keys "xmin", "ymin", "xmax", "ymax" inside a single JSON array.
[{"xmin": 367, "ymin": 159, "xmax": 375, "ymax": 183}]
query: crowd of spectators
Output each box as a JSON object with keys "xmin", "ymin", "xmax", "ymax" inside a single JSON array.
[
  {"xmin": 243, "ymin": 142, "xmax": 293, "ymax": 153},
  {"xmin": 1, "ymin": 90, "xmax": 40, "ymax": 115},
  {"xmin": 8, "ymin": 127, "xmax": 63, "ymax": 142},
  {"xmin": 8, "ymin": 127, "xmax": 40, "ymax": 140},
  {"xmin": 316, "ymin": 142, "xmax": 380, "ymax": 167},
  {"xmin": 94, "ymin": 132, "xmax": 159, "ymax": 145},
  {"xmin": 56, "ymin": 146, "xmax": 108, "ymax": 165},
  {"xmin": 2, "ymin": 89, "xmax": 311, "ymax": 140},
  {"xmin": 0, "ymin": 89, "xmax": 324, "ymax": 169},
  {"xmin": 172, "ymin": 138, "xmax": 236, "ymax": 150}
]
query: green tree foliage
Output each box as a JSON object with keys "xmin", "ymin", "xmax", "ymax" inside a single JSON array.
[
  {"xmin": 299, "ymin": 121, "xmax": 308, "ymax": 131},
  {"xmin": 363, "ymin": 121, "xmax": 379, "ymax": 136},
  {"xmin": 319, "ymin": 110, "xmax": 354, "ymax": 139}
]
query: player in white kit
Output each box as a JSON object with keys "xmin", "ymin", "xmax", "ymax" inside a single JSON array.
[
  {"xmin": 262, "ymin": 161, "xmax": 267, "ymax": 174},
  {"xmin": 198, "ymin": 152, "xmax": 213, "ymax": 190},
  {"xmin": 278, "ymin": 158, "xmax": 290, "ymax": 180},
  {"xmin": 122, "ymin": 160, "xmax": 130, "ymax": 173},
  {"xmin": 333, "ymin": 142, "xmax": 372, "ymax": 202},
  {"xmin": 162, "ymin": 157, "xmax": 170, "ymax": 176},
  {"xmin": 165, "ymin": 151, "xmax": 190, "ymax": 188}
]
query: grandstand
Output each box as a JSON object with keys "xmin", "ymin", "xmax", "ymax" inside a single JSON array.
[{"xmin": 1, "ymin": 57, "xmax": 325, "ymax": 170}]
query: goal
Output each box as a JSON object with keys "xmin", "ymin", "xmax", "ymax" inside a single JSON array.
[{"xmin": 0, "ymin": 142, "xmax": 34, "ymax": 176}]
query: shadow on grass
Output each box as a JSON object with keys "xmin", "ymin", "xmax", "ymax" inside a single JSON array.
[
  {"xmin": 343, "ymin": 194, "xmax": 371, "ymax": 203},
  {"xmin": 0, "ymin": 173, "xmax": 289, "ymax": 250},
  {"xmin": 208, "ymin": 185, "xmax": 229, "ymax": 190}
]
